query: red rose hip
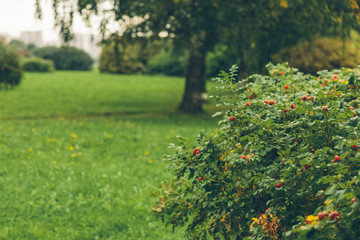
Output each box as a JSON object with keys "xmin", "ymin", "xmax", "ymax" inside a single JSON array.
[
  {"xmin": 193, "ymin": 148, "xmax": 200, "ymax": 155},
  {"xmin": 269, "ymin": 100, "xmax": 275, "ymax": 105},
  {"xmin": 275, "ymin": 183, "xmax": 283, "ymax": 188},
  {"xmin": 229, "ymin": 116, "xmax": 235, "ymax": 122},
  {"xmin": 301, "ymin": 95, "xmax": 308, "ymax": 101},
  {"xmin": 329, "ymin": 211, "xmax": 340, "ymax": 221},
  {"xmin": 317, "ymin": 211, "xmax": 328, "ymax": 220}
]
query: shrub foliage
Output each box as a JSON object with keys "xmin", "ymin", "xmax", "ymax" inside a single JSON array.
[
  {"xmin": 22, "ymin": 57, "xmax": 54, "ymax": 72},
  {"xmin": 99, "ymin": 40, "xmax": 143, "ymax": 74},
  {"xmin": 144, "ymin": 44, "xmax": 238, "ymax": 78},
  {"xmin": 154, "ymin": 63, "xmax": 360, "ymax": 239},
  {"xmin": 144, "ymin": 49, "xmax": 186, "ymax": 76},
  {"xmin": 271, "ymin": 37, "xmax": 360, "ymax": 74},
  {"xmin": 0, "ymin": 42, "xmax": 22, "ymax": 89},
  {"xmin": 99, "ymin": 36, "xmax": 163, "ymax": 74},
  {"xmin": 33, "ymin": 46, "xmax": 93, "ymax": 71}
]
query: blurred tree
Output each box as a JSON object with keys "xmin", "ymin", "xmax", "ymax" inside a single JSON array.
[
  {"xmin": 0, "ymin": 42, "xmax": 23, "ymax": 89},
  {"xmin": 99, "ymin": 35, "xmax": 164, "ymax": 74},
  {"xmin": 230, "ymin": 0, "xmax": 360, "ymax": 76},
  {"xmin": 36, "ymin": 0, "xmax": 360, "ymax": 113},
  {"xmin": 8, "ymin": 40, "xmax": 35, "ymax": 57},
  {"xmin": 271, "ymin": 36, "xmax": 360, "ymax": 74},
  {"xmin": 8, "ymin": 39, "xmax": 26, "ymax": 49}
]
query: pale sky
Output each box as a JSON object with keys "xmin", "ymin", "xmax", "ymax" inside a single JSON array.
[{"xmin": 0, "ymin": 0, "xmax": 100, "ymax": 41}]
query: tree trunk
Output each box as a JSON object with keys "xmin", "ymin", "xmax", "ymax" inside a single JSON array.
[{"xmin": 178, "ymin": 33, "xmax": 207, "ymax": 113}]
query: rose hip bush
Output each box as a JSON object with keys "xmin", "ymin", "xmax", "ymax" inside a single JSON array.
[{"xmin": 153, "ymin": 63, "xmax": 360, "ymax": 239}]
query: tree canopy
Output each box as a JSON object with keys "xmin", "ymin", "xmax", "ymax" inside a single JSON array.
[{"xmin": 36, "ymin": 0, "xmax": 360, "ymax": 112}]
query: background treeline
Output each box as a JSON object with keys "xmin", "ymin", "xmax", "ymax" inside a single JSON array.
[
  {"xmin": 99, "ymin": 36, "xmax": 246, "ymax": 77},
  {"xmin": 100, "ymin": 32, "xmax": 360, "ymax": 78},
  {"xmin": 7, "ymin": 40, "xmax": 93, "ymax": 72},
  {"xmin": 3, "ymin": 29, "xmax": 360, "ymax": 88},
  {"xmin": 0, "ymin": 39, "xmax": 93, "ymax": 89}
]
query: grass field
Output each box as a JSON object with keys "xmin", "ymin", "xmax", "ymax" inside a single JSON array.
[
  {"xmin": 0, "ymin": 71, "xmax": 219, "ymax": 239},
  {"xmin": 0, "ymin": 71, "xmax": 218, "ymax": 119}
]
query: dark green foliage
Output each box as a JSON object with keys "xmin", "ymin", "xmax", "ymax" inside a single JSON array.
[
  {"xmin": 206, "ymin": 45, "xmax": 239, "ymax": 78},
  {"xmin": 32, "ymin": 46, "xmax": 58, "ymax": 59},
  {"xmin": 145, "ymin": 49, "xmax": 186, "ymax": 77},
  {"xmin": 22, "ymin": 57, "xmax": 55, "ymax": 72},
  {"xmin": 8, "ymin": 39, "xmax": 26, "ymax": 49},
  {"xmin": 99, "ymin": 40, "xmax": 143, "ymax": 74},
  {"xmin": 0, "ymin": 42, "xmax": 22, "ymax": 89},
  {"xmin": 144, "ymin": 45, "xmax": 238, "ymax": 78},
  {"xmin": 272, "ymin": 37, "xmax": 360, "ymax": 74},
  {"xmin": 33, "ymin": 46, "xmax": 93, "ymax": 71},
  {"xmin": 8, "ymin": 40, "xmax": 38, "ymax": 58},
  {"xmin": 99, "ymin": 36, "xmax": 163, "ymax": 74}
]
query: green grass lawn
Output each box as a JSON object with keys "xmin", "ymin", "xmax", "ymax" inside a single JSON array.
[
  {"xmin": 0, "ymin": 71, "xmax": 219, "ymax": 239},
  {"xmin": 0, "ymin": 71, "xmax": 218, "ymax": 119}
]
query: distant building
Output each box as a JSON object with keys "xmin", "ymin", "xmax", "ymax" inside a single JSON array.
[
  {"xmin": 70, "ymin": 33, "xmax": 101, "ymax": 59},
  {"xmin": 19, "ymin": 31, "xmax": 43, "ymax": 46}
]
